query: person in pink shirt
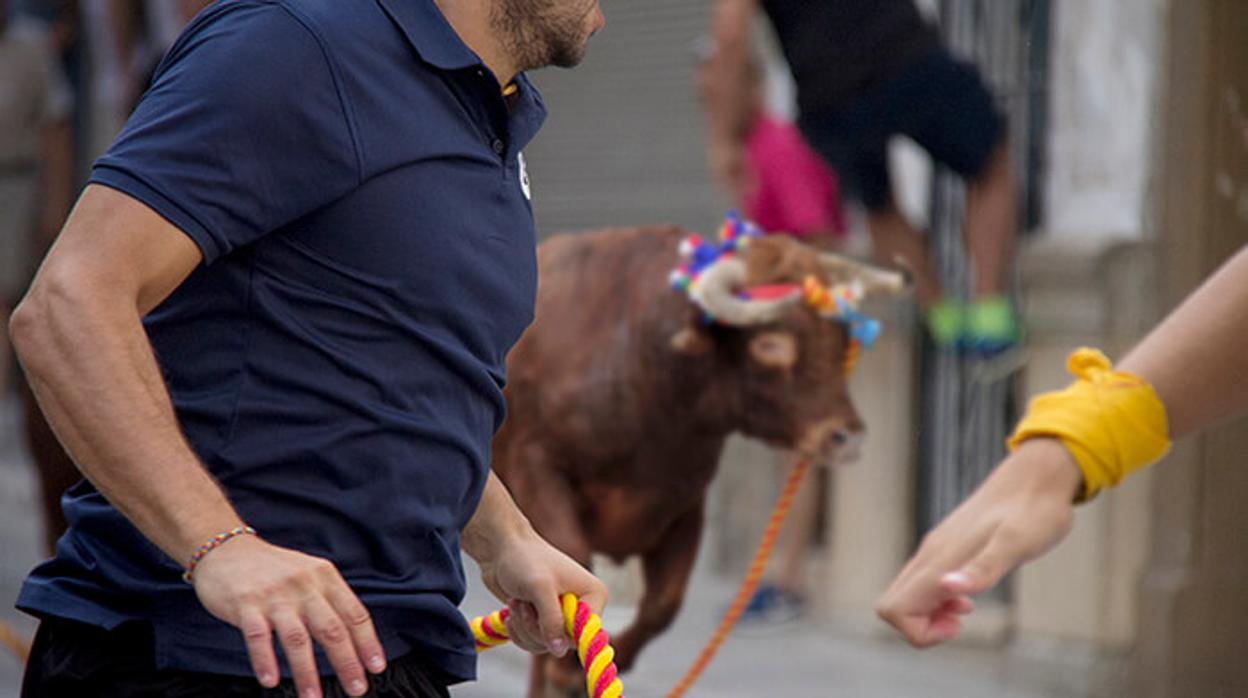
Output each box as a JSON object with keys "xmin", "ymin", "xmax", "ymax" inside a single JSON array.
[
  {"xmin": 742, "ymin": 113, "xmax": 846, "ymax": 245},
  {"xmin": 698, "ymin": 47, "xmax": 847, "ymax": 247}
]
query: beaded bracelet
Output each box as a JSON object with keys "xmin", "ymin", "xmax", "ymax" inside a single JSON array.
[{"xmin": 182, "ymin": 526, "xmax": 257, "ymax": 583}]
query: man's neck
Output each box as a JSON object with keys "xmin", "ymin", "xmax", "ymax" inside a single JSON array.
[{"xmin": 432, "ymin": 0, "xmax": 518, "ymax": 88}]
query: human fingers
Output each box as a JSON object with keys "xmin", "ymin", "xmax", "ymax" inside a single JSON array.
[
  {"xmin": 271, "ymin": 606, "xmax": 322, "ymax": 698},
  {"xmin": 943, "ymin": 511, "xmax": 1070, "ymax": 597},
  {"xmin": 324, "ymin": 578, "xmax": 387, "ymax": 675},
  {"xmin": 530, "ymin": 582, "xmax": 572, "ymax": 658},
  {"xmin": 503, "ymin": 600, "xmax": 549, "ymax": 654},
  {"xmin": 302, "ymin": 596, "xmax": 368, "ymax": 696},
  {"xmin": 876, "ymin": 550, "xmax": 973, "ymax": 648},
  {"xmin": 951, "ymin": 523, "xmax": 1030, "ymax": 595},
  {"xmin": 890, "ymin": 597, "xmax": 970, "ymax": 648},
  {"xmin": 569, "ymin": 567, "xmax": 608, "ymax": 616},
  {"xmin": 238, "ymin": 606, "xmax": 280, "ymax": 689},
  {"xmin": 938, "ymin": 595, "xmax": 975, "ymax": 616},
  {"xmin": 921, "ymin": 612, "xmax": 963, "ymax": 647}
]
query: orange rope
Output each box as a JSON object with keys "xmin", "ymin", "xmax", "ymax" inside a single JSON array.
[
  {"xmin": 665, "ymin": 458, "xmax": 810, "ymax": 698},
  {"xmin": 0, "ymin": 621, "xmax": 30, "ymax": 665}
]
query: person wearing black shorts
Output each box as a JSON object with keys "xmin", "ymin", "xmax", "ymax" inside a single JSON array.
[{"xmin": 702, "ymin": 0, "xmax": 1020, "ymax": 354}]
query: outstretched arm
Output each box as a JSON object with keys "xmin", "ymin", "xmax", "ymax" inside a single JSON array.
[
  {"xmin": 876, "ymin": 246, "xmax": 1248, "ymax": 647},
  {"xmin": 1116, "ymin": 247, "xmax": 1248, "ymax": 438}
]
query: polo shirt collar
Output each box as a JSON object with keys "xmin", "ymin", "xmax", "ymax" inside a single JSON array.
[{"xmin": 375, "ymin": 0, "xmax": 482, "ymax": 70}]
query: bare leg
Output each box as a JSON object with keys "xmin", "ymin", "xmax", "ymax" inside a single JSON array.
[
  {"xmin": 865, "ymin": 203, "xmax": 942, "ymax": 308},
  {"xmin": 964, "ymin": 140, "xmax": 1017, "ymax": 299},
  {"xmin": 768, "ymin": 452, "xmax": 821, "ymax": 596}
]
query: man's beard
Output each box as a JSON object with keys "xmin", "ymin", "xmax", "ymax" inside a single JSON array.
[{"xmin": 491, "ymin": 0, "xmax": 590, "ymax": 71}]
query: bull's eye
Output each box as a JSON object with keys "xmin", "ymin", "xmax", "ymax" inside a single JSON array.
[{"xmin": 748, "ymin": 331, "xmax": 798, "ymax": 370}]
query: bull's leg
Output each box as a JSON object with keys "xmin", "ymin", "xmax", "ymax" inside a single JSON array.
[{"xmin": 611, "ymin": 501, "xmax": 704, "ymax": 673}]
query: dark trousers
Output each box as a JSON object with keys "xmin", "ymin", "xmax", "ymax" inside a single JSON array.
[{"xmin": 21, "ymin": 616, "xmax": 451, "ymax": 698}]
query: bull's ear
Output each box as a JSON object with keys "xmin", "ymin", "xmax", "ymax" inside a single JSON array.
[
  {"xmin": 670, "ymin": 327, "xmax": 713, "ymax": 355},
  {"xmin": 748, "ymin": 331, "xmax": 798, "ymax": 369}
]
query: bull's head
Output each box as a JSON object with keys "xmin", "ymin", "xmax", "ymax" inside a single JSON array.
[{"xmin": 669, "ymin": 219, "xmax": 909, "ymax": 466}]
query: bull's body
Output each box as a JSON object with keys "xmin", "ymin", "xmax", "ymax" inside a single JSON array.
[
  {"xmin": 493, "ymin": 224, "xmax": 899, "ymax": 694},
  {"xmin": 495, "ymin": 226, "xmax": 728, "ymax": 689}
]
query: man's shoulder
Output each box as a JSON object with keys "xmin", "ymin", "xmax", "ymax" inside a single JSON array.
[
  {"xmin": 178, "ymin": 1, "xmax": 388, "ymax": 55},
  {"xmin": 160, "ymin": 0, "xmax": 401, "ymax": 93},
  {"xmin": 262, "ymin": 0, "xmax": 398, "ymax": 56}
]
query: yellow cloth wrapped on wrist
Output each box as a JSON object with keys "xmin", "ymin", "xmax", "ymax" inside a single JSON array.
[{"xmin": 1007, "ymin": 347, "xmax": 1172, "ymax": 501}]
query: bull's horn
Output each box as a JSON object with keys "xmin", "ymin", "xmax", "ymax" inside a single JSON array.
[
  {"xmin": 689, "ymin": 258, "xmax": 800, "ymax": 326},
  {"xmin": 818, "ymin": 252, "xmax": 912, "ymax": 295}
]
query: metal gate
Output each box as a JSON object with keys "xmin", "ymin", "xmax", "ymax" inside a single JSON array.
[{"xmin": 916, "ymin": 0, "xmax": 1052, "ymax": 556}]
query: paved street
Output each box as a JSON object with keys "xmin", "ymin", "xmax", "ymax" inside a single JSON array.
[
  {"xmin": 458, "ymin": 556, "xmax": 1111, "ymax": 698},
  {"xmin": 0, "ymin": 393, "xmax": 1114, "ymax": 697}
]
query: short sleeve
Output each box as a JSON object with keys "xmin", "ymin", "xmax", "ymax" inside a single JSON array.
[{"xmin": 89, "ymin": 2, "xmax": 360, "ymax": 264}]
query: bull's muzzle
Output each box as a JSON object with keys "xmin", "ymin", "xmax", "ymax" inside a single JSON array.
[{"xmin": 798, "ymin": 419, "xmax": 866, "ymax": 467}]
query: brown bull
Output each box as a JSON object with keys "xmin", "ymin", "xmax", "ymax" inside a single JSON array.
[{"xmin": 491, "ymin": 224, "xmax": 907, "ymax": 696}]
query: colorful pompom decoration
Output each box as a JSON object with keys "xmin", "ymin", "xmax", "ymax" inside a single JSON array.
[
  {"xmin": 802, "ymin": 275, "xmax": 880, "ymax": 376},
  {"xmin": 669, "ymin": 211, "xmax": 883, "ymax": 376},
  {"xmin": 668, "ymin": 210, "xmax": 763, "ymax": 293}
]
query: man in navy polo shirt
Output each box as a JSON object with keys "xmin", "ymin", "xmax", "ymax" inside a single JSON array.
[{"xmin": 11, "ymin": 0, "xmax": 607, "ymax": 696}]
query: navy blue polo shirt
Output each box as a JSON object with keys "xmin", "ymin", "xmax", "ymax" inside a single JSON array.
[{"xmin": 18, "ymin": 0, "xmax": 545, "ymax": 683}]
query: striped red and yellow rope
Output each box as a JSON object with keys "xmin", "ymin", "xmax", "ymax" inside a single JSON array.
[
  {"xmin": 471, "ymin": 459, "xmax": 809, "ymax": 698},
  {"xmin": 470, "ymin": 607, "xmax": 512, "ymax": 652},
  {"xmin": 470, "ymin": 594, "xmax": 624, "ymax": 698}
]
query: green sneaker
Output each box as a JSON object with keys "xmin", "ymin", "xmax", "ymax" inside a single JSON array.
[
  {"xmin": 965, "ymin": 296, "xmax": 1022, "ymax": 356},
  {"xmin": 925, "ymin": 299, "xmax": 965, "ymax": 350}
]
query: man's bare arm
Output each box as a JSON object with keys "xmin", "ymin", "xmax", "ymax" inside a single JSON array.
[
  {"xmin": 702, "ymin": 0, "xmax": 758, "ymax": 145},
  {"xmin": 700, "ymin": 0, "xmax": 759, "ymax": 197},
  {"xmin": 11, "ymin": 185, "xmax": 384, "ymax": 697},
  {"xmin": 13, "ymin": 185, "xmax": 235, "ymax": 556}
]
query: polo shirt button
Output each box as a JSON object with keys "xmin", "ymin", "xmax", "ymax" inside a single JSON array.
[{"xmin": 492, "ymin": 139, "xmax": 505, "ymax": 155}]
